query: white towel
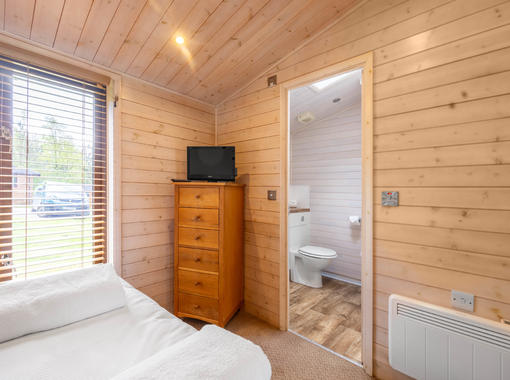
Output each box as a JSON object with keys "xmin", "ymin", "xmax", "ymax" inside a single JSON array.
[
  {"xmin": 111, "ymin": 324, "xmax": 272, "ymax": 380},
  {"xmin": 0, "ymin": 263, "xmax": 126, "ymax": 343}
]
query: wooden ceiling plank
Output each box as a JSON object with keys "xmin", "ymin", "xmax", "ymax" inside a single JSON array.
[
  {"xmin": 74, "ymin": 0, "xmax": 122, "ymax": 61},
  {"xmin": 187, "ymin": 0, "xmax": 312, "ymax": 101},
  {"xmin": 93, "ymin": 0, "xmax": 146, "ymax": 67},
  {"xmin": 202, "ymin": 0, "xmax": 357, "ymax": 103},
  {"xmin": 109, "ymin": 0, "xmax": 172, "ymax": 72},
  {"xmin": 0, "ymin": 0, "xmax": 368, "ymax": 103},
  {"xmin": 4, "ymin": 0, "xmax": 35, "ymax": 38},
  {"xmin": 279, "ymin": 0, "xmax": 434, "ymax": 74},
  {"xmin": 151, "ymin": 0, "xmax": 244, "ymax": 85},
  {"xmin": 140, "ymin": 0, "xmax": 223, "ymax": 82},
  {"xmin": 167, "ymin": 0, "xmax": 270, "ymax": 94},
  {"xmin": 125, "ymin": 0, "xmax": 199, "ymax": 78},
  {"xmin": 173, "ymin": 0, "xmax": 290, "ymax": 96},
  {"xmin": 53, "ymin": 0, "xmax": 93, "ymax": 54},
  {"xmin": 30, "ymin": 0, "xmax": 65, "ymax": 46}
]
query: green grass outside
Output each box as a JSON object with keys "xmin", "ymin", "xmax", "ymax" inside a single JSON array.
[{"xmin": 11, "ymin": 210, "xmax": 97, "ymax": 279}]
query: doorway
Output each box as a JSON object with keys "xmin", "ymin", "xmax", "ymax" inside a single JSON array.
[{"xmin": 279, "ymin": 53, "xmax": 373, "ymax": 375}]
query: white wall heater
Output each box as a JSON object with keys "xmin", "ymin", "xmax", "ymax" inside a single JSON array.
[{"xmin": 389, "ymin": 295, "xmax": 510, "ymax": 380}]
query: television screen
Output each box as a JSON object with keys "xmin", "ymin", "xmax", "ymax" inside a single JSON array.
[{"xmin": 187, "ymin": 146, "xmax": 236, "ymax": 181}]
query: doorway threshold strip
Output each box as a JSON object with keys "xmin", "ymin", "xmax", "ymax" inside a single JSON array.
[{"xmin": 288, "ymin": 329, "xmax": 362, "ymax": 368}]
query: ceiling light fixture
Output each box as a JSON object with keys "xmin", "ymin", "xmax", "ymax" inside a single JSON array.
[{"xmin": 176, "ymin": 36, "xmax": 184, "ymax": 45}]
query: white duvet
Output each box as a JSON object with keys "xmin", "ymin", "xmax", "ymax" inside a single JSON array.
[
  {"xmin": 112, "ymin": 325, "xmax": 271, "ymax": 380},
  {"xmin": 0, "ymin": 266, "xmax": 271, "ymax": 380},
  {"xmin": 0, "ymin": 279, "xmax": 196, "ymax": 380}
]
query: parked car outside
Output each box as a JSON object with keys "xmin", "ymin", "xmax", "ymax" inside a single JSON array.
[{"xmin": 31, "ymin": 182, "xmax": 90, "ymax": 217}]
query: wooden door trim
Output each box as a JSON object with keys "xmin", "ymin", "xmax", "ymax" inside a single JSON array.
[{"xmin": 279, "ymin": 52, "xmax": 374, "ymax": 376}]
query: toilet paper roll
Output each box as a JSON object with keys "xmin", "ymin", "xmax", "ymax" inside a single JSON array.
[{"xmin": 349, "ymin": 216, "xmax": 361, "ymax": 225}]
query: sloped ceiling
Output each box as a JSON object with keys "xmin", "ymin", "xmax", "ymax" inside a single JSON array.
[
  {"xmin": 0, "ymin": 0, "xmax": 359, "ymax": 105},
  {"xmin": 289, "ymin": 69, "xmax": 362, "ymax": 133}
]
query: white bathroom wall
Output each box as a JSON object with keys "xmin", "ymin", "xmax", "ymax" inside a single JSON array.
[
  {"xmin": 288, "ymin": 185, "xmax": 310, "ymax": 209},
  {"xmin": 290, "ymin": 104, "xmax": 362, "ymax": 281}
]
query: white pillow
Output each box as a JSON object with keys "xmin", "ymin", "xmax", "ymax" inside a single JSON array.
[{"xmin": 0, "ymin": 263, "xmax": 126, "ymax": 343}]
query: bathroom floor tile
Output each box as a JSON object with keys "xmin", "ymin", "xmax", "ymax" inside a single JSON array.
[{"xmin": 289, "ymin": 277, "xmax": 362, "ymax": 363}]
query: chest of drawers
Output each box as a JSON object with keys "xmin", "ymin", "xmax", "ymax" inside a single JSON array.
[{"xmin": 173, "ymin": 182, "xmax": 244, "ymax": 327}]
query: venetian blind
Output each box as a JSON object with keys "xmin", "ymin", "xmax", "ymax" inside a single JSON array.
[{"xmin": 0, "ymin": 54, "xmax": 107, "ymax": 281}]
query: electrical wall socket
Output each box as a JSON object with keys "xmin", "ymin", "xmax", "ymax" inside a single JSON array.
[{"xmin": 451, "ymin": 290, "xmax": 474, "ymax": 312}]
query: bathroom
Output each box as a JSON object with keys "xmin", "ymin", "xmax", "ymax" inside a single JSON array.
[{"xmin": 287, "ymin": 69, "xmax": 363, "ymax": 363}]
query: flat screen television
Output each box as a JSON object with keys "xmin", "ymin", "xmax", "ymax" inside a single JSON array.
[{"xmin": 187, "ymin": 146, "xmax": 236, "ymax": 181}]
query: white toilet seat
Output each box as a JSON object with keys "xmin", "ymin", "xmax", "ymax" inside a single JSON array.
[{"xmin": 298, "ymin": 245, "xmax": 337, "ymax": 259}]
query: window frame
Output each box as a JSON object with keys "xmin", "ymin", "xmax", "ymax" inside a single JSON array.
[{"xmin": 0, "ymin": 38, "xmax": 121, "ymax": 278}]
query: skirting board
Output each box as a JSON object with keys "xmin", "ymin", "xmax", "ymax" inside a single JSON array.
[{"xmin": 322, "ymin": 271, "xmax": 361, "ymax": 287}]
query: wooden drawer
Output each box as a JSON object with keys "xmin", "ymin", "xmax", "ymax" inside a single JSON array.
[
  {"xmin": 178, "ymin": 247, "xmax": 219, "ymax": 273},
  {"xmin": 179, "ymin": 187, "xmax": 219, "ymax": 208},
  {"xmin": 179, "ymin": 293, "xmax": 218, "ymax": 321},
  {"xmin": 178, "ymin": 207, "xmax": 219, "ymax": 229},
  {"xmin": 178, "ymin": 227, "xmax": 218, "ymax": 249},
  {"xmin": 178, "ymin": 269, "xmax": 218, "ymax": 298}
]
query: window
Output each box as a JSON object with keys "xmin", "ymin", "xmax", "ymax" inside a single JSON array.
[{"xmin": 0, "ymin": 54, "xmax": 107, "ymax": 281}]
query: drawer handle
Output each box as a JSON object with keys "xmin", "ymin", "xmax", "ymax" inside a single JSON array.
[
  {"xmin": 193, "ymin": 304, "xmax": 200, "ymax": 309},
  {"xmin": 194, "ymin": 235, "xmax": 202, "ymax": 240},
  {"xmin": 194, "ymin": 281, "xmax": 202, "ymax": 286},
  {"xmin": 193, "ymin": 215, "xmax": 201, "ymax": 222},
  {"xmin": 195, "ymin": 194, "xmax": 201, "ymax": 199},
  {"xmin": 194, "ymin": 257, "xmax": 201, "ymax": 263}
]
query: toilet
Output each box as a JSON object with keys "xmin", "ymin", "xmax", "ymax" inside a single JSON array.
[{"xmin": 288, "ymin": 211, "xmax": 337, "ymax": 288}]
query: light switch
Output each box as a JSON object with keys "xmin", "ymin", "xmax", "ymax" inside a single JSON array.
[{"xmin": 382, "ymin": 191, "xmax": 399, "ymax": 206}]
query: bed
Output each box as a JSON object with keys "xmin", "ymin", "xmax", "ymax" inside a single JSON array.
[{"xmin": 0, "ymin": 264, "xmax": 271, "ymax": 380}]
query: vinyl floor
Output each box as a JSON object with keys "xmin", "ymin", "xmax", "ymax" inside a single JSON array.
[{"xmin": 289, "ymin": 277, "xmax": 362, "ymax": 362}]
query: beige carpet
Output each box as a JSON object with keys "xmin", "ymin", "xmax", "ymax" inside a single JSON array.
[{"xmin": 184, "ymin": 310, "xmax": 371, "ymax": 380}]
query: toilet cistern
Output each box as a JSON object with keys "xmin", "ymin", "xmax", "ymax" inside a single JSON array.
[{"xmin": 288, "ymin": 211, "xmax": 337, "ymax": 288}]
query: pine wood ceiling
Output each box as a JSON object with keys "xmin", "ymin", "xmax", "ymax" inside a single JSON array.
[{"xmin": 0, "ymin": 0, "xmax": 358, "ymax": 104}]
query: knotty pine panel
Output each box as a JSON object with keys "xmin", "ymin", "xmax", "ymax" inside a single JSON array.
[
  {"xmin": 216, "ymin": 0, "xmax": 510, "ymax": 378},
  {"xmin": 120, "ymin": 79, "xmax": 215, "ymax": 311}
]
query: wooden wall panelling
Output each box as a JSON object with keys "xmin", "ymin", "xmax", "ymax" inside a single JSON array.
[
  {"xmin": 119, "ymin": 78, "xmax": 215, "ymax": 310},
  {"xmin": 216, "ymin": 0, "xmax": 510, "ymax": 377},
  {"xmin": 2, "ymin": 0, "xmax": 510, "ymax": 377}
]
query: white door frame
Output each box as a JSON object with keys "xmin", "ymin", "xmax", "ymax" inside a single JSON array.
[{"xmin": 279, "ymin": 52, "xmax": 374, "ymax": 375}]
